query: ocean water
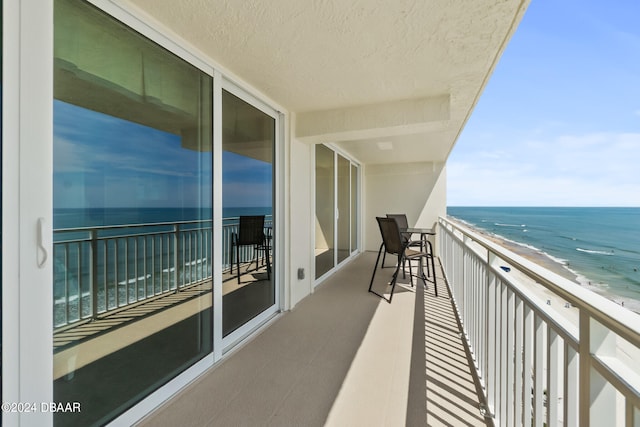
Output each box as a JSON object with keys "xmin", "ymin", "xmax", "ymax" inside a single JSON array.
[{"xmin": 447, "ymin": 207, "xmax": 640, "ymax": 306}]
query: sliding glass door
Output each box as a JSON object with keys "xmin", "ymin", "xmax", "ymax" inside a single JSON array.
[
  {"xmin": 221, "ymin": 87, "xmax": 277, "ymax": 338},
  {"xmin": 53, "ymin": 1, "xmax": 213, "ymax": 425},
  {"xmin": 2, "ymin": 1, "xmax": 283, "ymax": 424},
  {"xmin": 337, "ymin": 154, "xmax": 351, "ymax": 264},
  {"xmin": 315, "ymin": 145, "xmax": 359, "ymax": 280},
  {"xmin": 315, "ymin": 145, "xmax": 334, "ymax": 278}
]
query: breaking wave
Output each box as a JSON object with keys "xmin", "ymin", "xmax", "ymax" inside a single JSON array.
[{"xmin": 576, "ymin": 248, "xmax": 615, "ymax": 256}]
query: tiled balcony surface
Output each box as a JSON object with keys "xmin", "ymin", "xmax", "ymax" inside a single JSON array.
[{"xmin": 139, "ymin": 252, "xmax": 490, "ymax": 426}]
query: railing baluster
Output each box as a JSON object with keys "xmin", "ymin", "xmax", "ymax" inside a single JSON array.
[
  {"xmin": 506, "ymin": 287, "xmax": 515, "ymax": 426},
  {"xmin": 200, "ymin": 228, "xmax": 204, "ymax": 281},
  {"xmin": 125, "ymin": 238, "xmax": 130, "ymax": 304},
  {"xmin": 515, "ymin": 295, "xmax": 524, "ymax": 426},
  {"xmin": 174, "ymin": 224, "xmax": 180, "ymax": 291},
  {"xmin": 151, "ymin": 236, "xmax": 155, "ymax": 296},
  {"xmin": 487, "ymin": 272, "xmax": 497, "ymax": 417},
  {"xmin": 534, "ymin": 313, "xmax": 545, "ymax": 427},
  {"xmin": 159, "ymin": 234, "xmax": 164, "ymax": 293},
  {"xmin": 142, "ymin": 236, "xmax": 147, "ymax": 299},
  {"xmin": 90, "ymin": 230, "xmax": 98, "ymax": 320},
  {"xmin": 499, "ymin": 281, "xmax": 508, "ymax": 424},
  {"xmin": 133, "ymin": 237, "xmax": 138, "ymax": 302},
  {"xmin": 523, "ymin": 304, "xmax": 534, "ymax": 426},
  {"xmin": 104, "ymin": 239, "xmax": 110, "ymax": 311},
  {"xmin": 547, "ymin": 326, "xmax": 560, "ymax": 426},
  {"xmin": 64, "ymin": 243, "xmax": 70, "ymax": 324},
  {"xmin": 189, "ymin": 231, "xmax": 193, "ymax": 285},
  {"xmin": 114, "ymin": 240, "xmax": 120, "ymax": 307},
  {"xmin": 565, "ymin": 341, "xmax": 579, "ymax": 427},
  {"xmin": 77, "ymin": 242, "xmax": 83, "ymax": 320}
]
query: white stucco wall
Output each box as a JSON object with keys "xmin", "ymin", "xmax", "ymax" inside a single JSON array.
[
  {"xmin": 363, "ymin": 162, "xmax": 446, "ymax": 253},
  {"xmin": 288, "ymin": 116, "xmax": 314, "ymax": 308}
]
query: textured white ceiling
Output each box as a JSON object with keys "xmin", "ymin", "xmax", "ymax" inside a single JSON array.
[{"xmin": 123, "ymin": 0, "xmax": 529, "ymax": 164}]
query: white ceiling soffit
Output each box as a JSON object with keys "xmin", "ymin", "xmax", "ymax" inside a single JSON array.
[{"xmin": 124, "ymin": 0, "xmax": 530, "ymax": 165}]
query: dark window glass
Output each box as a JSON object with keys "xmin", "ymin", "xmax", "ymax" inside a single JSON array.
[{"xmin": 221, "ymin": 90, "xmax": 275, "ymax": 336}]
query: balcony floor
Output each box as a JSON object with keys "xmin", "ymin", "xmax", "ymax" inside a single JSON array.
[{"xmin": 138, "ymin": 251, "xmax": 489, "ymax": 426}]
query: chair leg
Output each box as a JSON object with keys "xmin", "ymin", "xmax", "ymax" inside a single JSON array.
[
  {"xmin": 381, "ymin": 247, "xmax": 387, "ymax": 268},
  {"xmin": 424, "ymin": 241, "xmax": 438, "ymax": 297},
  {"xmin": 387, "ymin": 256, "xmax": 404, "ymax": 303},
  {"xmin": 368, "ymin": 243, "xmax": 385, "ymax": 293},
  {"xmin": 236, "ymin": 243, "xmax": 241, "ymax": 284},
  {"xmin": 425, "ymin": 240, "xmax": 432, "ymax": 278},
  {"xmin": 253, "ymin": 244, "xmax": 258, "ymax": 271},
  {"xmin": 266, "ymin": 244, "xmax": 271, "ymax": 280},
  {"xmin": 369, "ymin": 243, "xmax": 402, "ymax": 304},
  {"xmin": 430, "ymin": 254, "xmax": 438, "ymax": 297}
]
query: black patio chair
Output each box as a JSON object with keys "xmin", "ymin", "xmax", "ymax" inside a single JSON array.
[
  {"xmin": 384, "ymin": 213, "xmax": 436, "ymax": 280},
  {"xmin": 230, "ymin": 215, "xmax": 271, "ymax": 284},
  {"xmin": 382, "ymin": 213, "xmax": 422, "ymax": 269},
  {"xmin": 368, "ymin": 217, "xmax": 437, "ymax": 303}
]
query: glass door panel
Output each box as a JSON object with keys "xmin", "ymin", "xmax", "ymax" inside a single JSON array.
[
  {"xmin": 315, "ymin": 145, "xmax": 335, "ymax": 278},
  {"xmin": 53, "ymin": 1, "xmax": 213, "ymax": 425},
  {"xmin": 336, "ymin": 154, "xmax": 350, "ymax": 264},
  {"xmin": 351, "ymin": 164, "xmax": 358, "ymax": 254},
  {"xmin": 221, "ymin": 89, "xmax": 275, "ymax": 337}
]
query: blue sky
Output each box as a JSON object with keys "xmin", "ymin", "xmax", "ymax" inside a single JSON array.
[{"xmin": 447, "ymin": 0, "xmax": 640, "ymax": 207}]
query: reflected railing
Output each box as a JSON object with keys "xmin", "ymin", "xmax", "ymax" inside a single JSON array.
[
  {"xmin": 53, "ymin": 215, "xmax": 272, "ymax": 329},
  {"xmin": 438, "ymin": 216, "xmax": 640, "ymax": 426}
]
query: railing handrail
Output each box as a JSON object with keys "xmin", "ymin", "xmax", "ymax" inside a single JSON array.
[
  {"xmin": 54, "ymin": 218, "xmax": 214, "ymax": 233},
  {"xmin": 54, "ymin": 214, "xmax": 272, "ymax": 233},
  {"xmin": 439, "ymin": 216, "xmax": 640, "ymax": 344}
]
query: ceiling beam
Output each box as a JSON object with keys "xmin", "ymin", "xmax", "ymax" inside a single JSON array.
[{"xmin": 295, "ymin": 94, "xmax": 450, "ymax": 143}]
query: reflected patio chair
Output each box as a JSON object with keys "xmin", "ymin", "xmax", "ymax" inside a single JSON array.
[
  {"xmin": 230, "ymin": 215, "xmax": 271, "ymax": 284},
  {"xmin": 368, "ymin": 217, "xmax": 436, "ymax": 303}
]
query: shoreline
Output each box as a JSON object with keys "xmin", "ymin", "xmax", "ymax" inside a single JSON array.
[{"xmin": 467, "ymin": 226, "xmax": 640, "ymax": 315}]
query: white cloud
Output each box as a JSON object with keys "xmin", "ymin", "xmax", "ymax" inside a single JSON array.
[{"xmin": 448, "ymin": 132, "xmax": 640, "ymax": 206}]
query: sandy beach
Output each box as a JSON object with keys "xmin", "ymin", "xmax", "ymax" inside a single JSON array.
[{"xmin": 468, "ymin": 227, "xmax": 640, "ymax": 316}]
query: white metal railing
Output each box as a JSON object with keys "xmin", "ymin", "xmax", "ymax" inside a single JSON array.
[
  {"xmin": 53, "ymin": 216, "xmax": 272, "ymax": 329},
  {"xmin": 438, "ymin": 216, "xmax": 640, "ymax": 427}
]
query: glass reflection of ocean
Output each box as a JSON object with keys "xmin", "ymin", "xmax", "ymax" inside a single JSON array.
[
  {"xmin": 447, "ymin": 207, "xmax": 640, "ymax": 308},
  {"xmin": 52, "ymin": 207, "xmax": 271, "ymax": 327}
]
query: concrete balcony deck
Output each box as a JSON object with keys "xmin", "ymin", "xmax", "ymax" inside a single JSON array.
[{"xmin": 138, "ymin": 252, "xmax": 489, "ymax": 426}]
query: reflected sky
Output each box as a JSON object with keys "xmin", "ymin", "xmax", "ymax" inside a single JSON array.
[{"xmin": 54, "ymin": 100, "xmax": 271, "ymax": 209}]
